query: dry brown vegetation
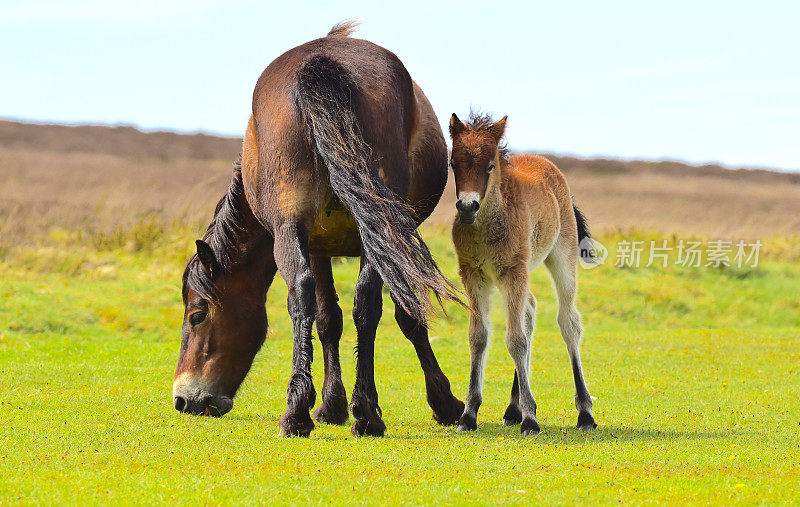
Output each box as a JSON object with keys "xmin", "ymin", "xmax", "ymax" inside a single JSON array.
[
  {"xmin": 431, "ymin": 154, "xmax": 800, "ymax": 238},
  {"xmin": 0, "ymin": 120, "xmax": 240, "ymax": 246},
  {"xmin": 1, "ymin": 119, "xmax": 798, "ymax": 247}
]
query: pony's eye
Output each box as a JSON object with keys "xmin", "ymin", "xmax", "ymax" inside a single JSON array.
[
  {"xmin": 449, "ymin": 160, "xmax": 455, "ymax": 169},
  {"xmin": 189, "ymin": 311, "xmax": 208, "ymax": 327},
  {"xmin": 487, "ymin": 163, "xmax": 495, "ymax": 173}
]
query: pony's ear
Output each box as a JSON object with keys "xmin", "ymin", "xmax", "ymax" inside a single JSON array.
[
  {"xmin": 488, "ymin": 115, "xmax": 507, "ymax": 143},
  {"xmin": 195, "ymin": 240, "xmax": 218, "ymax": 277},
  {"xmin": 449, "ymin": 113, "xmax": 466, "ymax": 138}
]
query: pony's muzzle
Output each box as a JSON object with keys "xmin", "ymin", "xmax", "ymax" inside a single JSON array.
[
  {"xmin": 456, "ymin": 195, "xmax": 480, "ymax": 224},
  {"xmin": 173, "ymin": 374, "xmax": 234, "ymax": 416},
  {"xmin": 173, "ymin": 394, "xmax": 233, "ymax": 417}
]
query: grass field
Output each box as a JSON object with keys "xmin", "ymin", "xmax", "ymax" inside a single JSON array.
[{"xmin": 1, "ymin": 222, "xmax": 799, "ymax": 504}]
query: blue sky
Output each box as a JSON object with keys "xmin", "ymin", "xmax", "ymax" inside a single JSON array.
[{"xmin": 1, "ymin": 1, "xmax": 798, "ymax": 170}]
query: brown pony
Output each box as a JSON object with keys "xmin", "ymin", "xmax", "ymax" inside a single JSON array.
[
  {"xmin": 448, "ymin": 112, "xmax": 597, "ymax": 435},
  {"xmin": 172, "ymin": 22, "xmax": 464, "ymax": 437}
]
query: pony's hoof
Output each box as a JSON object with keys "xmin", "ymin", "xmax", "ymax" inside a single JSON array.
[
  {"xmin": 502, "ymin": 404, "xmax": 522, "ymax": 426},
  {"xmin": 577, "ymin": 411, "xmax": 597, "ymax": 431},
  {"xmin": 433, "ymin": 397, "xmax": 465, "ymax": 426},
  {"xmin": 351, "ymin": 416, "xmax": 386, "ymax": 437},
  {"xmin": 313, "ymin": 399, "xmax": 349, "ymax": 426},
  {"xmin": 457, "ymin": 413, "xmax": 477, "ymax": 432},
  {"xmin": 520, "ymin": 417, "xmax": 540, "ymax": 436},
  {"xmin": 278, "ymin": 413, "xmax": 315, "ymax": 437}
]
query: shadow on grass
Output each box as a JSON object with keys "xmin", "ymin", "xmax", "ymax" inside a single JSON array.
[
  {"xmin": 207, "ymin": 415, "xmax": 748, "ymax": 444},
  {"xmin": 370, "ymin": 421, "xmax": 748, "ymax": 444},
  {"xmin": 435, "ymin": 422, "xmax": 747, "ymax": 444}
]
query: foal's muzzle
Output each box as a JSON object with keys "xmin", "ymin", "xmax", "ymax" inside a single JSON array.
[{"xmin": 456, "ymin": 197, "xmax": 480, "ymax": 224}]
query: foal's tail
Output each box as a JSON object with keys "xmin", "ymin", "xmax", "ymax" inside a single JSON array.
[
  {"xmin": 572, "ymin": 199, "xmax": 598, "ymax": 263},
  {"xmin": 573, "ymin": 202, "xmax": 591, "ymax": 244},
  {"xmin": 294, "ymin": 54, "xmax": 462, "ymax": 326}
]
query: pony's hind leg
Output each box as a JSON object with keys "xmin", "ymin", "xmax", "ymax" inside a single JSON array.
[
  {"xmin": 310, "ymin": 256, "xmax": 348, "ymax": 425},
  {"xmin": 394, "ymin": 301, "xmax": 465, "ymax": 425},
  {"xmin": 503, "ymin": 372, "xmax": 521, "ymax": 425},
  {"xmin": 350, "ymin": 260, "xmax": 386, "ymax": 437},
  {"xmin": 503, "ymin": 292, "xmax": 536, "ymax": 426},
  {"xmin": 500, "ymin": 266, "xmax": 540, "ymax": 435},
  {"xmin": 544, "ymin": 242, "xmax": 597, "ymax": 431},
  {"xmin": 274, "ymin": 222, "xmax": 317, "ymax": 437},
  {"xmin": 458, "ymin": 267, "xmax": 493, "ymax": 432}
]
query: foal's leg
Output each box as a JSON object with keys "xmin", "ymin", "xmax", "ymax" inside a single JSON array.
[
  {"xmin": 274, "ymin": 222, "xmax": 317, "ymax": 437},
  {"xmin": 310, "ymin": 256, "xmax": 348, "ymax": 425},
  {"xmin": 500, "ymin": 266, "xmax": 540, "ymax": 435},
  {"xmin": 458, "ymin": 268, "xmax": 493, "ymax": 432},
  {"xmin": 394, "ymin": 301, "xmax": 465, "ymax": 425},
  {"xmin": 350, "ymin": 260, "xmax": 386, "ymax": 436},
  {"xmin": 503, "ymin": 292, "xmax": 536, "ymax": 426},
  {"xmin": 544, "ymin": 243, "xmax": 597, "ymax": 431}
]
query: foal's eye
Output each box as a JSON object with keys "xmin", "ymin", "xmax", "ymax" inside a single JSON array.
[
  {"xmin": 189, "ymin": 311, "xmax": 208, "ymax": 327},
  {"xmin": 449, "ymin": 160, "xmax": 455, "ymax": 170},
  {"xmin": 487, "ymin": 163, "xmax": 495, "ymax": 173}
]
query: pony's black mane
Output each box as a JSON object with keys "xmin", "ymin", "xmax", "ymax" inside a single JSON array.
[
  {"xmin": 466, "ymin": 111, "xmax": 510, "ymax": 161},
  {"xmin": 182, "ymin": 158, "xmax": 248, "ymax": 304}
]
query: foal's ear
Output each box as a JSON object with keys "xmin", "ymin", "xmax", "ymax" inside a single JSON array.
[
  {"xmin": 195, "ymin": 240, "xmax": 219, "ymax": 277},
  {"xmin": 488, "ymin": 115, "xmax": 507, "ymax": 143},
  {"xmin": 449, "ymin": 113, "xmax": 466, "ymax": 137}
]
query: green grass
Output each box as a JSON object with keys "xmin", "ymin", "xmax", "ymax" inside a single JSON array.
[{"xmin": 1, "ymin": 225, "xmax": 799, "ymax": 504}]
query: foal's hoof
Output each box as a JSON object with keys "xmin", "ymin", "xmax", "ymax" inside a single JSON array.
[
  {"xmin": 351, "ymin": 416, "xmax": 386, "ymax": 437},
  {"xmin": 502, "ymin": 404, "xmax": 522, "ymax": 426},
  {"xmin": 457, "ymin": 413, "xmax": 477, "ymax": 432},
  {"xmin": 520, "ymin": 417, "xmax": 541, "ymax": 436},
  {"xmin": 433, "ymin": 396, "xmax": 466, "ymax": 426},
  {"xmin": 577, "ymin": 411, "xmax": 597, "ymax": 431},
  {"xmin": 278, "ymin": 413, "xmax": 315, "ymax": 437},
  {"xmin": 313, "ymin": 399, "xmax": 349, "ymax": 426}
]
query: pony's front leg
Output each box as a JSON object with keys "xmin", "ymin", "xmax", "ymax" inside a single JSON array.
[
  {"xmin": 394, "ymin": 301, "xmax": 464, "ymax": 425},
  {"xmin": 458, "ymin": 267, "xmax": 493, "ymax": 431},
  {"xmin": 274, "ymin": 222, "xmax": 317, "ymax": 437},
  {"xmin": 500, "ymin": 266, "xmax": 540, "ymax": 435},
  {"xmin": 350, "ymin": 261, "xmax": 386, "ymax": 437}
]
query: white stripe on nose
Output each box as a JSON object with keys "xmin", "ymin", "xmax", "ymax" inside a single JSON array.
[{"xmin": 457, "ymin": 191, "xmax": 480, "ymax": 204}]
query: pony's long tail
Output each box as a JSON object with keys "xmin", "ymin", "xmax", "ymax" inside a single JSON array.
[{"xmin": 294, "ymin": 54, "xmax": 462, "ymax": 326}]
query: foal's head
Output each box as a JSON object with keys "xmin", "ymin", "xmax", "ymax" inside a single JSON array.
[
  {"xmin": 173, "ymin": 165, "xmax": 271, "ymax": 417},
  {"xmin": 448, "ymin": 112, "xmax": 507, "ymax": 224}
]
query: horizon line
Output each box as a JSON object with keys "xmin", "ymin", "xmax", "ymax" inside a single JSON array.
[{"xmin": 2, "ymin": 114, "xmax": 797, "ymax": 174}]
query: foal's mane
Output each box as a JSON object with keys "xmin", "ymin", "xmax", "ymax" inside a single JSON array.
[
  {"xmin": 182, "ymin": 158, "xmax": 248, "ymax": 304},
  {"xmin": 465, "ymin": 111, "xmax": 510, "ymax": 162}
]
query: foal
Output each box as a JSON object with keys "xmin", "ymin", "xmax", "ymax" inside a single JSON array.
[{"xmin": 449, "ymin": 112, "xmax": 597, "ymax": 435}]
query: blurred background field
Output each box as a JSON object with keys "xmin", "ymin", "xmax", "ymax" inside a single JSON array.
[
  {"xmin": 0, "ymin": 120, "xmax": 799, "ymax": 503},
  {"xmin": 2, "ymin": 119, "xmax": 800, "ymax": 251}
]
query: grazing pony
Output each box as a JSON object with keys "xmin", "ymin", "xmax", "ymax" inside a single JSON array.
[
  {"xmin": 448, "ymin": 112, "xmax": 597, "ymax": 434},
  {"xmin": 172, "ymin": 22, "xmax": 465, "ymax": 437}
]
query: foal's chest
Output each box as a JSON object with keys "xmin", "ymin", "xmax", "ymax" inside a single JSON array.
[
  {"xmin": 452, "ymin": 211, "xmax": 516, "ymax": 273},
  {"xmin": 453, "ymin": 207, "xmax": 509, "ymax": 247}
]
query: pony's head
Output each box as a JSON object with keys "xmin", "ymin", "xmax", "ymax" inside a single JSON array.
[
  {"xmin": 173, "ymin": 163, "xmax": 273, "ymax": 417},
  {"xmin": 448, "ymin": 112, "xmax": 507, "ymax": 224}
]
